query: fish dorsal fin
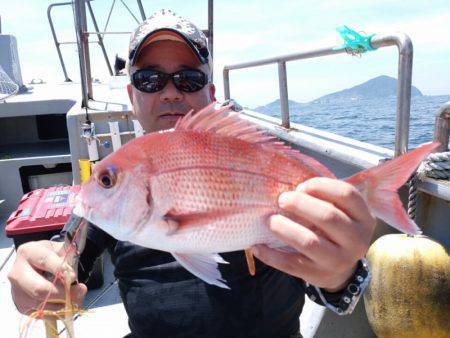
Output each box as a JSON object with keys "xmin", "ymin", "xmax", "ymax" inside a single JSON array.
[
  {"xmin": 175, "ymin": 102, "xmax": 334, "ymax": 177},
  {"xmin": 175, "ymin": 102, "xmax": 289, "ymax": 149},
  {"xmin": 175, "ymin": 102, "xmax": 273, "ymax": 143}
]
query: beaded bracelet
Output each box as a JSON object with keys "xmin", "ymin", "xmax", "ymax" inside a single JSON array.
[{"xmin": 305, "ymin": 258, "xmax": 371, "ymax": 315}]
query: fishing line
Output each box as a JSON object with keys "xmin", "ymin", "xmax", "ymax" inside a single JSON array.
[
  {"xmin": 0, "ymin": 245, "xmax": 15, "ymax": 273},
  {"xmin": 57, "ymin": 278, "xmax": 119, "ymax": 335}
]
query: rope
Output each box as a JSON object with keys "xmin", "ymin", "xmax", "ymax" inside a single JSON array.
[
  {"xmin": 408, "ymin": 151, "xmax": 450, "ymax": 220},
  {"xmin": 407, "ymin": 174, "xmax": 419, "ymax": 220},
  {"xmin": 417, "ymin": 152, "xmax": 450, "ymax": 180}
]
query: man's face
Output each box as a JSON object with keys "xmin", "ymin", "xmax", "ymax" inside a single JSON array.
[{"xmin": 127, "ymin": 40, "xmax": 215, "ymax": 132}]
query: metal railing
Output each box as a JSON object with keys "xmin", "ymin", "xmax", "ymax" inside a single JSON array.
[
  {"xmin": 48, "ymin": 1, "xmax": 114, "ymax": 82},
  {"xmin": 72, "ymin": 0, "xmax": 214, "ymax": 108},
  {"xmin": 223, "ymin": 33, "xmax": 414, "ymax": 156},
  {"xmin": 48, "ymin": 2, "xmax": 72, "ymax": 82},
  {"xmin": 433, "ymin": 102, "xmax": 450, "ymax": 152}
]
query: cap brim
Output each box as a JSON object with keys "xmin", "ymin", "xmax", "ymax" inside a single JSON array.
[{"xmin": 130, "ymin": 28, "xmax": 207, "ymax": 67}]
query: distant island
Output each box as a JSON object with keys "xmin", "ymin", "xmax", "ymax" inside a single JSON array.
[
  {"xmin": 253, "ymin": 99, "xmax": 306, "ymax": 116},
  {"xmin": 313, "ymin": 75, "xmax": 423, "ymax": 103},
  {"xmin": 253, "ymin": 75, "xmax": 423, "ymax": 111}
]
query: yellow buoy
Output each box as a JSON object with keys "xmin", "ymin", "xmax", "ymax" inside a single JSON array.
[{"xmin": 364, "ymin": 234, "xmax": 450, "ymax": 338}]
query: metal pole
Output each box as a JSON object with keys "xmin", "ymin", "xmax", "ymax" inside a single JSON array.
[
  {"xmin": 84, "ymin": 31, "xmax": 132, "ymax": 34},
  {"xmin": 81, "ymin": 1, "xmax": 94, "ymax": 100},
  {"xmin": 372, "ymin": 34, "xmax": 413, "ymax": 156},
  {"xmin": 223, "ymin": 68, "xmax": 230, "ymax": 100},
  {"xmin": 73, "ymin": 0, "xmax": 89, "ymax": 107},
  {"xmin": 395, "ymin": 36, "xmax": 413, "ymax": 156},
  {"xmin": 86, "ymin": 1, "xmax": 113, "ymax": 76},
  {"xmin": 278, "ymin": 62, "xmax": 290, "ymax": 128},
  {"xmin": 59, "ymin": 41, "xmax": 99, "ymax": 44},
  {"xmin": 47, "ymin": 3, "xmax": 72, "ymax": 82},
  {"xmin": 136, "ymin": 0, "xmax": 146, "ymax": 21},
  {"xmin": 224, "ymin": 46, "xmax": 343, "ymax": 71},
  {"xmin": 208, "ymin": 0, "xmax": 214, "ymax": 78},
  {"xmin": 433, "ymin": 103, "xmax": 450, "ymax": 152}
]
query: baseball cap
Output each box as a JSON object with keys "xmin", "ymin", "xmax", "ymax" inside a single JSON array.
[{"xmin": 128, "ymin": 9, "xmax": 211, "ymax": 72}]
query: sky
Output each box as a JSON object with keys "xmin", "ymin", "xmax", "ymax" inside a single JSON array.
[{"xmin": 1, "ymin": 0, "xmax": 449, "ymax": 108}]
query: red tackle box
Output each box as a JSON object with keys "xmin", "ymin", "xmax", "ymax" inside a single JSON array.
[{"xmin": 5, "ymin": 185, "xmax": 81, "ymax": 248}]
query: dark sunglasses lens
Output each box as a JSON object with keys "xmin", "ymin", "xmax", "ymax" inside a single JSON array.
[
  {"xmin": 173, "ymin": 70, "xmax": 207, "ymax": 92},
  {"xmin": 133, "ymin": 70, "xmax": 167, "ymax": 93}
]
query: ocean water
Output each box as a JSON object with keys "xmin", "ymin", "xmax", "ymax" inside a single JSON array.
[{"xmin": 266, "ymin": 95, "xmax": 450, "ymax": 150}]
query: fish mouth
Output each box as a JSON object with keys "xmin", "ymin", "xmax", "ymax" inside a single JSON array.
[
  {"xmin": 72, "ymin": 194, "xmax": 94, "ymax": 221},
  {"xmin": 72, "ymin": 201, "xmax": 91, "ymax": 220},
  {"xmin": 73, "ymin": 196, "xmax": 86, "ymax": 217}
]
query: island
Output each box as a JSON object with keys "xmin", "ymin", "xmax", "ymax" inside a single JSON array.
[
  {"xmin": 312, "ymin": 75, "xmax": 423, "ymax": 103},
  {"xmin": 253, "ymin": 75, "xmax": 423, "ymax": 111}
]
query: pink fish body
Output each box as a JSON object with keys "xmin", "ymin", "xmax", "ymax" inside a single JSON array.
[{"xmin": 74, "ymin": 103, "xmax": 438, "ymax": 288}]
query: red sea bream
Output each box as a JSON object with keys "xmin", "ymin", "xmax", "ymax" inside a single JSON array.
[{"xmin": 73, "ymin": 102, "xmax": 438, "ymax": 288}]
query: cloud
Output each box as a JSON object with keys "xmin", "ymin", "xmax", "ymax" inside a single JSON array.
[{"xmin": 367, "ymin": 12, "xmax": 450, "ymax": 50}]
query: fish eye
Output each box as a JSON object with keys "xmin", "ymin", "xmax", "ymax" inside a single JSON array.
[{"xmin": 97, "ymin": 171, "xmax": 116, "ymax": 189}]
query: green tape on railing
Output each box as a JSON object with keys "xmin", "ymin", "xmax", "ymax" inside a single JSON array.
[{"xmin": 334, "ymin": 25, "xmax": 376, "ymax": 54}]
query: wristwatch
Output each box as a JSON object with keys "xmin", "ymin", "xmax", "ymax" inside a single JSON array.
[{"xmin": 304, "ymin": 258, "xmax": 371, "ymax": 315}]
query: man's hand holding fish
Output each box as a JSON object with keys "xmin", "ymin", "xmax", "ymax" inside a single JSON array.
[{"xmin": 252, "ymin": 177, "xmax": 376, "ymax": 292}]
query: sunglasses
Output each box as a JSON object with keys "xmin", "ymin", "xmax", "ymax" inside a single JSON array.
[{"xmin": 131, "ymin": 68, "xmax": 209, "ymax": 93}]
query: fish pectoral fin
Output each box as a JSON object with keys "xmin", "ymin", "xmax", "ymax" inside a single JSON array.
[
  {"xmin": 163, "ymin": 215, "xmax": 179, "ymax": 235},
  {"xmin": 163, "ymin": 209, "xmax": 233, "ymax": 235},
  {"xmin": 171, "ymin": 252, "xmax": 230, "ymax": 289},
  {"xmin": 163, "ymin": 210, "xmax": 208, "ymax": 235}
]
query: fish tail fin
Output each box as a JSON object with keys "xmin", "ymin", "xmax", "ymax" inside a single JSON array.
[{"xmin": 344, "ymin": 142, "xmax": 440, "ymax": 235}]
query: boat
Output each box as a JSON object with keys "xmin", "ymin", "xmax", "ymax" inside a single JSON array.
[{"xmin": 1, "ymin": 1, "xmax": 448, "ymax": 337}]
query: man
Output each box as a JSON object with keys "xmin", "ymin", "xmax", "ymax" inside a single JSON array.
[{"xmin": 8, "ymin": 10, "xmax": 375, "ymax": 338}]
